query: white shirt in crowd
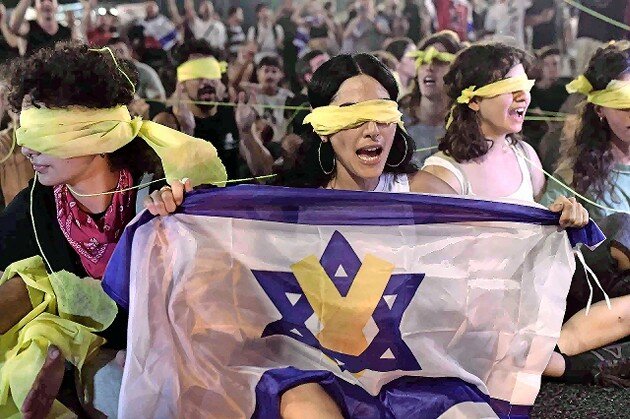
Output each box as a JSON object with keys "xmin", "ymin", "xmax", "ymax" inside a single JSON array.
[
  {"xmin": 254, "ymin": 87, "xmax": 294, "ymax": 141},
  {"xmin": 484, "ymin": 0, "xmax": 532, "ymax": 49},
  {"xmin": 247, "ymin": 23, "xmax": 284, "ymax": 56},
  {"xmin": 191, "ymin": 17, "xmax": 227, "ymax": 50}
]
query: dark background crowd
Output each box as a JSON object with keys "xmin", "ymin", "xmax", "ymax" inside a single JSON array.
[
  {"xmin": 0, "ymin": 1, "xmax": 629, "ymax": 415},
  {"xmin": 1, "ymin": 0, "xmax": 629, "ymax": 210}
]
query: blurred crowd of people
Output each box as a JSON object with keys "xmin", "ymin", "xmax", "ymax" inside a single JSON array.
[
  {"xmin": 1, "ymin": 1, "xmax": 629, "ymax": 210},
  {"xmin": 0, "ymin": 2, "xmax": 628, "ymax": 416}
]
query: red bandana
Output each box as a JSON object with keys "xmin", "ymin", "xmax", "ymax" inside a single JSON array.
[{"xmin": 55, "ymin": 169, "xmax": 136, "ymax": 279}]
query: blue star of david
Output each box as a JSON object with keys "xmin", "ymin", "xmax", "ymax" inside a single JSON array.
[{"xmin": 252, "ymin": 231, "xmax": 424, "ymax": 373}]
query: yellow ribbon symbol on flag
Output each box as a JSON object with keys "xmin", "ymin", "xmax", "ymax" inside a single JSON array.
[{"xmin": 291, "ymin": 254, "xmax": 394, "ymax": 356}]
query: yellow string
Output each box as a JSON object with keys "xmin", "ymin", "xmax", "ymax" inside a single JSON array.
[
  {"xmin": 562, "ymin": 0, "xmax": 630, "ymax": 31},
  {"xmin": 512, "ymin": 146, "xmax": 630, "ymax": 215},
  {"xmin": 64, "ymin": 174, "xmax": 278, "ymax": 197},
  {"xmin": 88, "ymin": 47, "xmax": 137, "ymax": 95},
  {"xmin": 64, "ymin": 145, "xmax": 438, "ymax": 198},
  {"xmin": 145, "ymin": 98, "xmax": 311, "ymax": 111},
  {"xmin": 29, "ymin": 173, "xmax": 59, "ymax": 277},
  {"xmin": 524, "ymin": 116, "xmax": 567, "ymax": 122}
]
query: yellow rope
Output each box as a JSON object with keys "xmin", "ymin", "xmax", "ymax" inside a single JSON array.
[
  {"xmin": 563, "ymin": 0, "xmax": 630, "ymax": 31},
  {"xmin": 29, "ymin": 174, "xmax": 59, "ymax": 277},
  {"xmin": 512, "ymin": 146, "xmax": 630, "ymax": 215}
]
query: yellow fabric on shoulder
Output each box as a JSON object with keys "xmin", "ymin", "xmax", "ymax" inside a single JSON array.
[
  {"xmin": 302, "ymin": 99, "xmax": 405, "ymax": 136},
  {"xmin": 177, "ymin": 57, "xmax": 228, "ymax": 82},
  {"xmin": 17, "ymin": 106, "xmax": 227, "ymax": 187},
  {"xmin": 0, "ymin": 256, "xmax": 118, "ymax": 418}
]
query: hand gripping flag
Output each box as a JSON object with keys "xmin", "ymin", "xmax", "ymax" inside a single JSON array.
[{"xmin": 103, "ymin": 186, "xmax": 603, "ymax": 419}]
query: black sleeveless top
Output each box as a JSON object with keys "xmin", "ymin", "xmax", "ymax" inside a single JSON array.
[{"xmin": 26, "ymin": 20, "xmax": 71, "ymax": 54}]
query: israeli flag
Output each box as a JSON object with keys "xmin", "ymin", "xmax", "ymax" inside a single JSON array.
[{"xmin": 103, "ymin": 186, "xmax": 603, "ymax": 419}]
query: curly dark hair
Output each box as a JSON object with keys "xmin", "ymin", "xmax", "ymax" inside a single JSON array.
[
  {"xmin": 7, "ymin": 41, "xmax": 161, "ymax": 180},
  {"xmin": 568, "ymin": 41, "xmax": 630, "ymax": 201},
  {"xmin": 440, "ymin": 43, "xmax": 531, "ymax": 162},
  {"xmin": 399, "ymin": 30, "xmax": 463, "ymax": 122},
  {"xmin": 277, "ymin": 53, "xmax": 417, "ymax": 188}
]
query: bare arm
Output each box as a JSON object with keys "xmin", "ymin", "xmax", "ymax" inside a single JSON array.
[
  {"xmin": 80, "ymin": 0, "xmax": 95, "ymax": 36},
  {"xmin": 235, "ymin": 92, "xmax": 274, "ymax": 177},
  {"xmin": 9, "ymin": 0, "xmax": 32, "ymax": 34},
  {"xmin": 420, "ymin": 165, "xmax": 463, "ymax": 194},
  {"xmin": 0, "ymin": 276, "xmax": 32, "ymax": 334},
  {"xmin": 409, "ymin": 170, "xmax": 457, "ymax": 195},
  {"xmin": 239, "ymin": 129, "xmax": 274, "ymax": 177},
  {"xmin": 183, "ymin": 0, "xmax": 198, "ymax": 22},
  {"xmin": 167, "ymin": 0, "xmax": 184, "ymax": 25},
  {"xmin": 0, "ymin": 5, "xmax": 23, "ymax": 48}
]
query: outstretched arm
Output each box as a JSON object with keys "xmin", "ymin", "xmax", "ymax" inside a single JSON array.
[
  {"xmin": 9, "ymin": 0, "xmax": 32, "ymax": 34},
  {"xmin": 167, "ymin": 0, "xmax": 184, "ymax": 26}
]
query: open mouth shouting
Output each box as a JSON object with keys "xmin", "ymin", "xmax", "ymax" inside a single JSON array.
[
  {"xmin": 423, "ymin": 76, "xmax": 436, "ymax": 86},
  {"xmin": 508, "ymin": 107, "xmax": 526, "ymax": 122},
  {"xmin": 356, "ymin": 144, "xmax": 384, "ymax": 165}
]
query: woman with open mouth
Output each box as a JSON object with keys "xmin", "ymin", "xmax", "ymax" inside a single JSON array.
[
  {"xmin": 399, "ymin": 30, "xmax": 464, "ymax": 166},
  {"xmin": 145, "ymin": 51, "xmax": 590, "ymax": 417}
]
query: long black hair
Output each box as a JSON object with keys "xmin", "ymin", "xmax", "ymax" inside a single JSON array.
[{"xmin": 277, "ymin": 53, "xmax": 416, "ymax": 188}]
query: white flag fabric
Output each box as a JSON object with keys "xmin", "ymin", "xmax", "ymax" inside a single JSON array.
[{"xmin": 103, "ymin": 186, "xmax": 603, "ymax": 419}]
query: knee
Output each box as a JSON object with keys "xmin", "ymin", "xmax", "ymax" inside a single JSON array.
[{"xmin": 280, "ymin": 383, "xmax": 343, "ymax": 419}]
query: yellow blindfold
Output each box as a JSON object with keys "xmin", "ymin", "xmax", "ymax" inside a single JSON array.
[
  {"xmin": 407, "ymin": 46, "xmax": 456, "ymax": 68},
  {"xmin": 302, "ymin": 99, "xmax": 404, "ymax": 136},
  {"xmin": 566, "ymin": 75, "xmax": 630, "ymax": 109},
  {"xmin": 177, "ymin": 57, "xmax": 228, "ymax": 82},
  {"xmin": 17, "ymin": 106, "xmax": 227, "ymax": 187},
  {"xmin": 447, "ymin": 75, "xmax": 535, "ymax": 128}
]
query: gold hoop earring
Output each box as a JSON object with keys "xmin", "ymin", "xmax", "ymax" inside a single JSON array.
[{"xmin": 318, "ymin": 141, "xmax": 335, "ymax": 175}]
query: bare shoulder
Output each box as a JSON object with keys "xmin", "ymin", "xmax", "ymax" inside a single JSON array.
[
  {"xmin": 519, "ymin": 140, "xmax": 542, "ymax": 167},
  {"xmin": 409, "ymin": 170, "xmax": 457, "ymax": 195},
  {"xmin": 153, "ymin": 112, "xmax": 178, "ymax": 129},
  {"xmin": 416, "ymin": 165, "xmax": 462, "ymax": 194}
]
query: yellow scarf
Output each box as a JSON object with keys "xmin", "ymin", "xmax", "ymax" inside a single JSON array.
[
  {"xmin": 302, "ymin": 99, "xmax": 404, "ymax": 136},
  {"xmin": 17, "ymin": 106, "xmax": 227, "ymax": 187},
  {"xmin": 407, "ymin": 46, "xmax": 456, "ymax": 68},
  {"xmin": 177, "ymin": 57, "xmax": 228, "ymax": 82},
  {"xmin": 0, "ymin": 256, "xmax": 118, "ymax": 418},
  {"xmin": 447, "ymin": 75, "xmax": 536, "ymax": 128},
  {"xmin": 566, "ymin": 75, "xmax": 630, "ymax": 109}
]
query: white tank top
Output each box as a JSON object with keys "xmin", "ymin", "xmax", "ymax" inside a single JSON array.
[
  {"xmin": 373, "ymin": 173, "xmax": 411, "ymax": 193},
  {"xmin": 422, "ymin": 142, "xmax": 534, "ymax": 202}
]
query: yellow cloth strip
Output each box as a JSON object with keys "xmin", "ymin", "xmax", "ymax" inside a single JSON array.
[
  {"xmin": 17, "ymin": 106, "xmax": 227, "ymax": 187},
  {"xmin": 447, "ymin": 76, "xmax": 535, "ymax": 128},
  {"xmin": 0, "ymin": 256, "xmax": 118, "ymax": 419},
  {"xmin": 456, "ymin": 75, "xmax": 535, "ymax": 104},
  {"xmin": 566, "ymin": 75, "xmax": 630, "ymax": 109},
  {"xmin": 407, "ymin": 46, "xmax": 456, "ymax": 68},
  {"xmin": 177, "ymin": 57, "xmax": 228, "ymax": 82},
  {"xmin": 302, "ymin": 99, "xmax": 404, "ymax": 136}
]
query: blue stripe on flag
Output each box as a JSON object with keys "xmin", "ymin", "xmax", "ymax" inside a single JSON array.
[
  {"xmin": 103, "ymin": 185, "xmax": 604, "ymax": 309},
  {"xmin": 253, "ymin": 367, "xmax": 531, "ymax": 419},
  {"xmin": 159, "ymin": 30, "xmax": 178, "ymax": 49}
]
